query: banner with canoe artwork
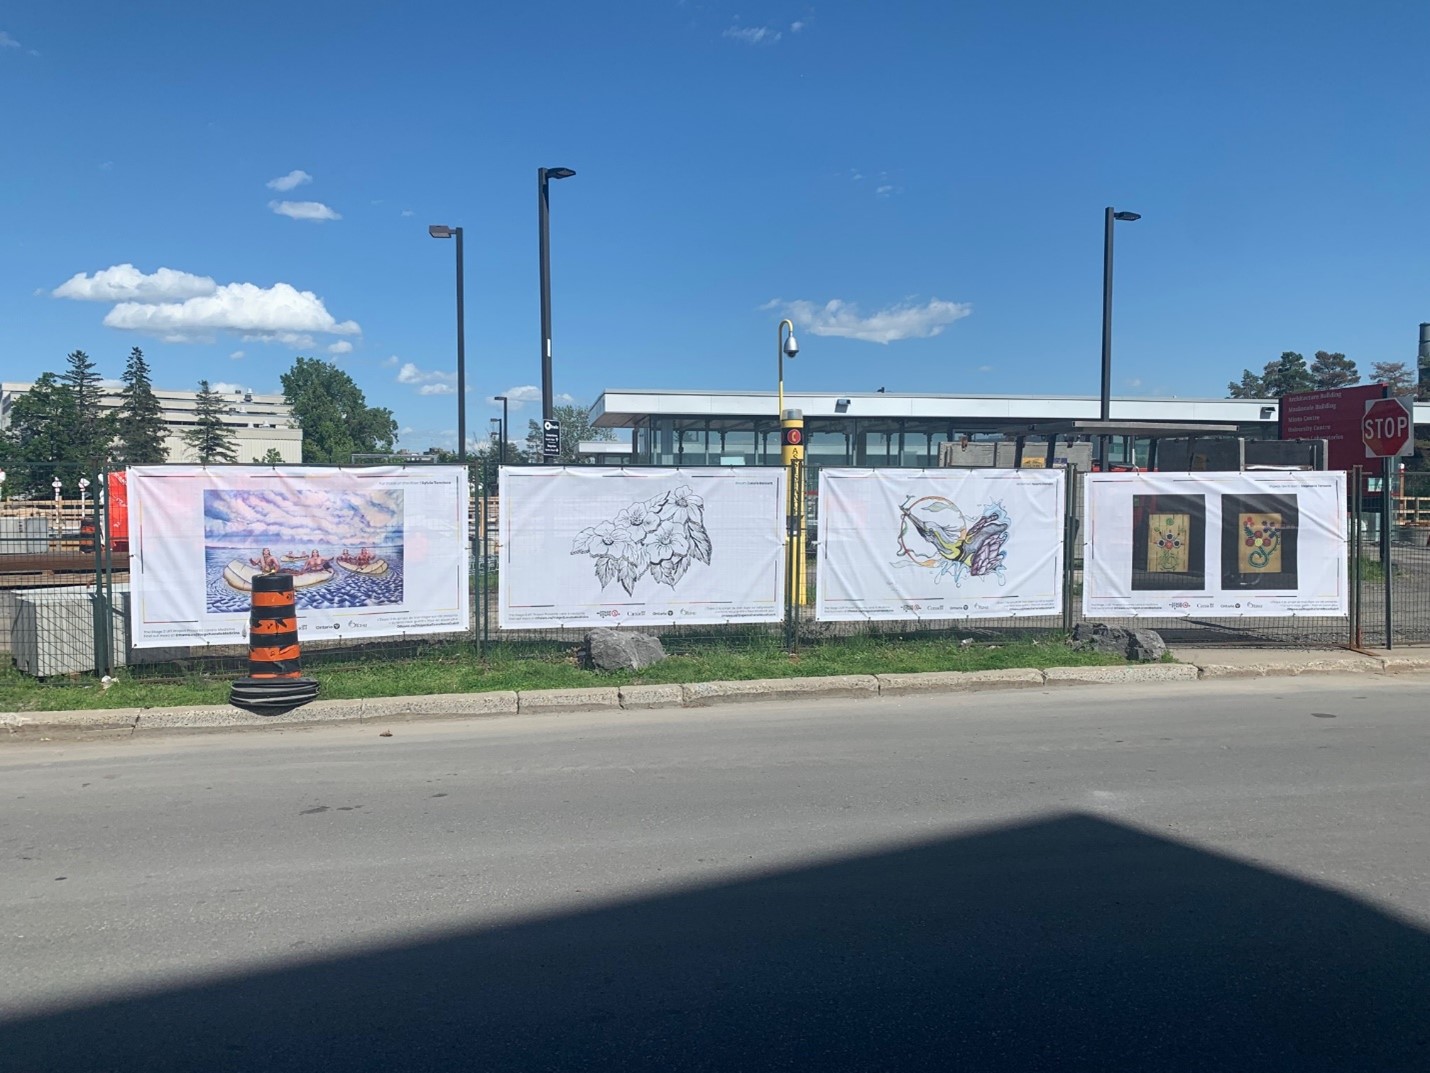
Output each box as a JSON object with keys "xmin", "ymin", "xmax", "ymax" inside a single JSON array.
[{"xmin": 126, "ymin": 465, "xmax": 468, "ymax": 648}]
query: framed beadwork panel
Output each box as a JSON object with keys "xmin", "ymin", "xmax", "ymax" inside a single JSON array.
[
  {"xmin": 1220, "ymin": 494, "xmax": 1299, "ymax": 591},
  {"xmin": 1131, "ymin": 494, "xmax": 1206, "ymax": 591}
]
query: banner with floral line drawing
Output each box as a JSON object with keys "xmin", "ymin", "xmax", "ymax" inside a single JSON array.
[
  {"xmin": 815, "ymin": 468, "xmax": 1065, "ymax": 622},
  {"xmin": 127, "ymin": 465, "xmax": 469, "ymax": 647},
  {"xmin": 1083, "ymin": 470, "xmax": 1346, "ymax": 618},
  {"xmin": 498, "ymin": 466, "xmax": 787, "ymax": 628}
]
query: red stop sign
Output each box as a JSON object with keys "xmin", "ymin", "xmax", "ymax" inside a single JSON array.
[{"xmin": 1363, "ymin": 396, "xmax": 1414, "ymax": 457}]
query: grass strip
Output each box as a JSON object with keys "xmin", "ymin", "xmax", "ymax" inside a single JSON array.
[{"xmin": 0, "ymin": 635, "xmax": 1125, "ymax": 713}]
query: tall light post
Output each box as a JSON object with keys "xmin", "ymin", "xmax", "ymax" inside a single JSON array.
[
  {"xmin": 428, "ymin": 223, "xmax": 467, "ymax": 463},
  {"xmin": 1099, "ymin": 206, "xmax": 1141, "ymax": 468},
  {"xmin": 777, "ymin": 318, "xmax": 799, "ymax": 419},
  {"xmin": 493, "ymin": 394, "xmax": 510, "ymax": 465},
  {"xmin": 538, "ymin": 166, "xmax": 576, "ymax": 459}
]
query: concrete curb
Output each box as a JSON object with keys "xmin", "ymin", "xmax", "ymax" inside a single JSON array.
[
  {"xmin": 682, "ymin": 674, "xmax": 880, "ymax": 708},
  {"xmin": 6, "ymin": 657, "xmax": 1429, "ymax": 737},
  {"xmin": 1045, "ymin": 664, "xmax": 1200, "ymax": 684},
  {"xmin": 875, "ymin": 669, "xmax": 1044, "ymax": 694}
]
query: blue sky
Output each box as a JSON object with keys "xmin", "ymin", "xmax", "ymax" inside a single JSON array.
[{"xmin": 5, "ymin": 1, "xmax": 1430, "ymax": 451}]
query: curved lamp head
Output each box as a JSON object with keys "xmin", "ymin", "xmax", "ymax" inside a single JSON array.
[
  {"xmin": 1112, "ymin": 211, "xmax": 1141, "ymax": 222},
  {"xmin": 428, "ymin": 224, "xmax": 454, "ymax": 239},
  {"xmin": 545, "ymin": 167, "xmax": 576, "ymax": 181}
]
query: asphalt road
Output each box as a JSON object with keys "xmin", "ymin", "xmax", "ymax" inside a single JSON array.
[{"xmin": 2, "ymin": 675, "xmax": 1428, "ymax": 1071}]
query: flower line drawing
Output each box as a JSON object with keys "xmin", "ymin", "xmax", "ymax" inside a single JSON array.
[{"xmin": 572, "ymin": 486, "xmax": 712, "ymax": 595}]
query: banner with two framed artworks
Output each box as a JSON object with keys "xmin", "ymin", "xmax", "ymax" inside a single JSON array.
[
  {"xmin": 815, "ymin": 468, "xmax": 1067, "ymax": 621},
  {"xmin": 1082, "ymin": 470, "xmax": 1348, "ymax": 618}
]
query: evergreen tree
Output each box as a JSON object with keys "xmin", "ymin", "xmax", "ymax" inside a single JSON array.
[
  {"xmin": 1263, "ymin": 351, "xmax": 1315, "ymax": 396},
  {"xmin": 1226, "ymin": 367, "xmax": 1269, "ymax": 398},
  {"xmin": 1310, "ymin": 350, "xmax": 1360, "ymax": 389},
  {"xmin": 116, "ymin": 347, "xmax": 169, "ymax": 464},
  {"xmin": 280, "ymin": 357, "xmax": 398, "ymax": 463},
  {"xmin": 253, "ymin": 448, "xmax": 285, "ymax": 464},
  {"xmin": 60, "ymin": 348, "xmax": 115, "ymax": 473},
  {"xmin": 183, "ymin": 380, "xmax": 239, "ymax": 463},
  {"xmin": 1370, "ymin": 361, "xmax": 1416, "ymax": 397}
]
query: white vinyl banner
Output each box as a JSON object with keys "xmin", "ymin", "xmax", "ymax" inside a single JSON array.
[
  {"xmin": 815, "ymin": 468, "xmax": 1066, "ymax": 621},
  {"xmin": 1083, "ymin": 470, "xmax": 1348, "ymax": 618},
  {"xmin": 127, "ymin": 465, "xmax": 469, "ymax": 648},
  {"xmin": 499, "ymin": 466, "xmax": 787, "ymax": 628}
]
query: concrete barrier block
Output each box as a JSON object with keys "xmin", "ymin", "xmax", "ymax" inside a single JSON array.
[
  {"xmin": 681, "ymin": 675, "xmax": 880, "ymax": 707},
  {"xmin": 619, "ymin": 684, "xmax": 685, "ymax": 710},
  {"xmin": 1044, "ymin": 664, "xmax": 1199, "ymax": 684},
  {"xmin": 517, "ymin": 687, "xmax": 622, "ymax": 714},
  {"xmin": 875, "ymin": 669, "xmax": 1044, "ymax": 695}
]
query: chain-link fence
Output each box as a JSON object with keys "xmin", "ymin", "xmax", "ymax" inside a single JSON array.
[{"xmin": 7, "ymin": 462, "xmax": 1424, "ymax": 684}]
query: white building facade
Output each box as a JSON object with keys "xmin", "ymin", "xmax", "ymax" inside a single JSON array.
[{"xmin": 0, "ymin": 382, "xmax": 303, "ymax": 464}]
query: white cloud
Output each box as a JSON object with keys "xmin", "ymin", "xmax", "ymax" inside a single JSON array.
[
  {"xmin": 490, "ymin": 385, "xmax": 573, "ymax": 408},
  {"xmin": 382, "ymin": 355, "xmax": 399, "ymax": 367},
  {"xmin": 791, "ymin": 21, "xmax": 805, "ymax": 32},
  {"xmin": 229, "ymin": 350, "xmax": 245, "ymax": 360},
  {"xmin": 268, "ymin": 199, "xmax": 341, "ymax": 222},
  {"xmin": 977, "ymin": 364, "xmax": 993, "ymax": 373},
  {"xmin": 875, "ymin": 184, "xmax": 896, "ymax": 198},
  {"xmin": 250, "ymin": 331, "xmax": 316, "ymax": 348},
  {"xmin": 210, "ymin": 382, "xmax": 250, "ymax": 395},
  {"xmin": 396, "ymin": 362, "xmax": 456, "ymax": 392},
  {"xmin": 53, "ymin": 264, "xmax": 216, "ymax": 303},
  {"xmin": 103, "ymin": 281, "xmax": 360, "ymax": 341},
  {"xmin": 266, "ymin": 169, "xmax": 312, "ymax": 192},
  {"xmin": 400, "ymin": 209, "xmax": 414, "ymax": 218},
  {"xmin": 0, "ymin": 31, "xmax": 21, "ymax": 48},
  {"xmin": 99, "ymin": 161, "xmax": 113, "ymax": 171},
  {"xmin": 327, "ymin": 340, "xmax": 353, "ymax": 355},
  {"xmin": 492, "ymin": 384, "xmax": 541, "ymax": 407},
  {"xmin": 723, "ymin": 25, "xmax": 781, "ymax": 45},
  {"xmin": 771, "ymin": 297, "xmax": 973, "ymax": 344}
]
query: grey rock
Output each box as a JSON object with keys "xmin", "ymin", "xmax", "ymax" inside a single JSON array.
[
  {"xmin": 1070, "ymin": 622, "xmax": 1167, "ymax": 663},
  {"xmin": 582, "ymin": 629, "xmax": 668, "ymax": 672}
]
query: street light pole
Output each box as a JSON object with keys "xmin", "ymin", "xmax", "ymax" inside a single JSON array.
[
  {"xmin": 428, "ymin": 224, "xmax": 467, "ymax": 463},
  {"xmin": 1099, "ymin": 206, "xmax": 1140, "ymax": 468},
  {"xmin": 494, "ymin": 395, "xmax": 509, "ymax": 464},
  {"xmin": 538, "ymin": 166, "xmax": 576, "ymax": 459}
]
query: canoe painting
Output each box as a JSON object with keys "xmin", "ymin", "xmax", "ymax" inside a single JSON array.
[
  {"xmin": 204, "ymin": 486, "xmax": 405, "ymax": 613},
  {"xmin": 222, "ymin": 560, "xmax": 335, "ymax": 592},
  {"xmin": 336, "ymin": 557, "xmax": 390, "ymax": 577}
]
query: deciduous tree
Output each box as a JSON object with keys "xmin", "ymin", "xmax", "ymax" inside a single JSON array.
[{"xmin": 280, "ymin": 357, "xmax": 398, "ymax": 463}]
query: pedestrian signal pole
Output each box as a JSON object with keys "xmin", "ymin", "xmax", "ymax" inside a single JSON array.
[{"xmin": 782, "ymin": 409, "xmax": 807, "ymax": 605}]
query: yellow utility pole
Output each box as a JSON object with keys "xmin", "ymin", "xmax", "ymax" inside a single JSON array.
[{"xmin": 777, "ymin": 319, "xmax": 806, "ymax": 604}]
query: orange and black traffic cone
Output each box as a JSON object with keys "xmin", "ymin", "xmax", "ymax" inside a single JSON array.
[{"xmin": 229, "ymin": 572, "xmax": 319, "ymax": 713}]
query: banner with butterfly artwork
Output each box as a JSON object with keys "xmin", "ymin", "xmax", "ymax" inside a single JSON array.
[
  {"xmin": 814, "ymin": 468, "xmax": 1066, "ymax": 622},
  {"xmin": 498, "ymin": 466, "xmax": 787, "ymax": 628},
  {"xmin": 1083, "ymin": 470, "xmax": 1348, "ymax": 618}
]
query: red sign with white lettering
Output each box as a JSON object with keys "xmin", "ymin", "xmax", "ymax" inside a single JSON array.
[{"xmin": 1279, "ymin": 385, "xmax": 1386, "ymax": 471}]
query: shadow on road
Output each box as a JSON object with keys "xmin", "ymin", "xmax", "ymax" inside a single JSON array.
[{"xmin": 3, "ymin": 812, "xmax": 1426, "ymax": 1071}]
